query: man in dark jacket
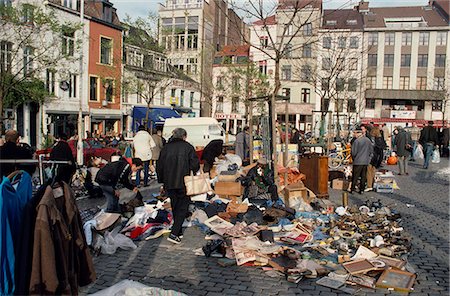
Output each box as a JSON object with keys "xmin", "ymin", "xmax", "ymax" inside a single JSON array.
[
  {"xmin": 0, "ymin": 130, "xmax": 35, "ymax": 177},
  {"xmin": 95, "ymin": 157, "xmax": 142, "ymax": 213},
  {"xmin": 201, "ymin": 139, "xmax": 223, "ymax": 173},
  {"xmin": 419, "ymin": 121, "xmax": 439, "ymax": 169},
  {"xmin": 393, "ymin": 127, "xmax": 412, "ymax": 175},
  {"xmin": 157, "ymin": 128, "xmax": 200, "ymax": 244},
  {"xmin": 350, "ymin": 128, "xmax": 374, "ymax": 194},
  {"xmin": 49, "ymin": 133, "xmax": 76, "ymax": 184}
]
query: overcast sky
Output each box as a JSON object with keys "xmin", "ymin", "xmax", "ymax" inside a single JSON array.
[{"xmin": 110, "ymin": 0, "xmax": 429, "ymax": 21}]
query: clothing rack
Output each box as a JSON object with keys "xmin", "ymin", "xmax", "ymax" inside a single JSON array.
[{"xmin": 0, "ymin": 154, "xmax": 72, "ymax": 185}]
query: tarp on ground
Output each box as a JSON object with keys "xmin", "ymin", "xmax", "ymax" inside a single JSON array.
[{"xmin": 132, "ymin": 106, "xmax": 181, "ymax": 131}]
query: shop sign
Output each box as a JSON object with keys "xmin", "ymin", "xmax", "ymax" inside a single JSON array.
[
  {"xmin": 215, "ymin": 113, "xmax": 242, "ymax": 119},
  {"xmin": 391, "ymin": 110, "xmax": 416, "ymax": 119}
]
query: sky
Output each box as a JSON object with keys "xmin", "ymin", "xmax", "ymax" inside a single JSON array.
[{"xmin": 110, "ymin": 0, "xmax": 429, "ymax": 21}]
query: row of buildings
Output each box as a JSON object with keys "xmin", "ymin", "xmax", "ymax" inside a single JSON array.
[
  {"xmin": 203, "ymin": 0, "xmax": 449, "ymax": 135},
  {"xmin": 2, "ymin": 0, "xmax": 449, "ymax": 147}
]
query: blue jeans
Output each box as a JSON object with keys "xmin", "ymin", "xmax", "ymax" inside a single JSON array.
[
  {"xmin": 136, "ymin": 160, "xmax": 150, "ymax": 186},
  {"xmin": 410, "ymin": 141, "xmax": 417, "ymax": 160},
  {"xmin": 423, "ymin": 143, "xmax": 434, "ymax": 169},
  {"xmin": 100, "ymin": 185, "xmax": 120, "ymax": 213}
]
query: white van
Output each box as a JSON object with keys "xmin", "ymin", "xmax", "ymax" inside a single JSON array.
[{"xmin": 163, "ymin": 117, "xmax": 235, "ymax": 147}]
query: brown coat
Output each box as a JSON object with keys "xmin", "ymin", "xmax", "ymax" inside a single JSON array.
[
  {"xmin": 29, "ymin": 183, "xmax": 96, "ymax": 295},
  {"xmin": 151, "ymin": 134, "xmax": 164, "ymax": 160}
]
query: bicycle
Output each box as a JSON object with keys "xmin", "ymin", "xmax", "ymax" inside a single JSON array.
[{"xmin": 328, "ymin": 148, "xmax": 352, "ymax": 169}]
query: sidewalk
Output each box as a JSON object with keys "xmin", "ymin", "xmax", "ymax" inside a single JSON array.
[{"xmin": 79, "ymin": 160, "xmax": 449, "ymax": 296}]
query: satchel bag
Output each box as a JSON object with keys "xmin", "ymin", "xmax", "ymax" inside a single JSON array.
[{"xmin": 184, "ymin": 170, "xmax": 212, "ymax": 196}]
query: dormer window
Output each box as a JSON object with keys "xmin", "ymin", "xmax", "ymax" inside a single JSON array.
[
  {"xmin": 326, "ymin": 20, "xmax": 337, "ymax": 26},
  {"xmin": 62, "ymin": 0, "xmax": 73, "ymax": 9},
  {"xmin": 103, "ymin": 2, "xmax": 112, "ymax": 23},
  {"xmin": 346, "ymin": 20, "xmax": 357, "ymax": 25}
]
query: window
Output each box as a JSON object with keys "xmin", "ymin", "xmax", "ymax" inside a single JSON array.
[
  {"xmin": 260, "ymin": 36, "xmax": 268, "ymax": 48},
  {"xmin": 103, "ymin": 3, "xmax": 112, "ymax": 22},
  {"xmin": 419, "ymin": 32, "xmax": 429, "ymax": 45},
  {"xmin": 62, "ymin": 0, "xmax": 72, "ymax": 8},
  {"xmin": 89, "ymin": 76, "xmax": 98, "ymax": 101},
  {"xmin": 180, "ymin": 90, "xmax": 184, "ymax": 106},
  {"xmin": 22, "ymin": 4, "xmax": 34, "ymax": 24},
  {"xmin": 366, "ymin": 99, "xmax": 375, "ymax": 109},
  {"xmin": 348, "ymin": 79, "xmax": 357, "ymax": 91},
  {"xmin": 385, "ymin": 32, "xmax": 395, "ymax": 45},
  {"xmin": 216, "ymin": 96, "xmax": 223, "ymax": 112},
  {"xmin": 417, "ymin": 54, "xmax": 428, "ymax": 67},
  {"xmin": 383, "ymin": 76, "xmax": 393, "ymax": 89},
  {"xmin": 232, "ymin": 76, "xmax": 240, "ymax": 90},
  {"xmin": 284, "ymin": 44, "xmax": 292, "ymax": 58},
  {"xmin": 336, "ymin": 58, "xmax": 345, "ymax": 71},
  {"xmin": 301, "ymin": 65, "xmax": 311, "ymax": 81},
  {"xmin": 322, "ymin": 78, "xmax": 329, "ymax": 91},
  {"xmin": 171, "ymin": 88, "xmax": 176, "ymax": 98},
  {"xmin": 436, "ymin": 32, "xmax": 447, "ymax": 46},
  {"xmin": 368, "ymin": 54, "xmax": 377, "ymax": 67},
  {"xmin": 336, "ymin": 78, "xmax": 345, "ymax": 91},
  {"xmin": 282, "ymin": 88, "xmax": 291, "ymax": 100},
  {"xmin": 122, "ymin": 82, "xmax": 128, "ymax": 103},
  {"xmin": 127, "ymin": 50, "xmax": 144, "ymax": 67},
  {"xmin": 136, "ymin": 82, "xmax": 142, "ymax": 104},
  {"xmin": 187, "ymin": 34, "xmax": 198, "ymax": 49},
  {"xmin": 433, "ymin": 77, "xmax": 445, "ymax": 90},
  {"xmin": 416, "ymin": 77, "xmax": 427, "ymax": 90},
  {"xmin": 338, "ymin": 37, "xmax": 346, "ymax": 48},
  {"xmin": 399, "ymin": 76, "xmax": 410, "ymax": 89},
  {"xmin": 1, "ymin": 0, "xmax": 12, "ymax": 8},
  {"xmin": 100, "ymin": 37, "xmax": 112, "ymax": 64},
  {"xmin": 349, "ymin": 58, "xmax": 357, "ymax": 70},
  {"xmin": 0, "ymin": 41, "xmax": 12, "ymax": 73},
  {"xmin": 105, "ymin": 79, "xmax": 114, "ymax": 102},
  {"xmin": 190, "ymin": 91, "xmax": 194, "ymax": 108},
  {"xmin": 402, "ymin": 32, "xmax": 412, "ymax": 46},
  {"xmin": 366, "ymin": 76, "xmax": 376, "ymax": 89},
  {"xmin": 23, "ymin": 46, "xmax": 33, "ymax": 76},
  {"xmin": 435, "ymin": 54, "xmax": 446, "ymax": 67},
  {"xmin": 160, "ymin": 87, "xmax": 165, "ymax": 105},
  {"xmin": 284, "ymin": 24, "xmax": 293, "ymax": 35},
  {"xmin": 349, "ymin": 37, "xmax": 359, "ymax": 48},
  {"xmin": 322, "ymin": 57, "xmax": 331, "ymax": 70},
  {"xmin": 336, "ymin": 99, "xmax": 344, "ymax": 112},
  {"xmin": 69, "ymin": 74, "xmax": 77, "ymax": 98},
  {"xmin": 216, "ymin": 76, "xmax": 223, "ymax": 89},
  {"xmin": 62, "ymin": 28, "xmax": 75, "ymax": 56},
  {"xmin": 432, "ymin": 101, "xmax": 442, "ymax": 111},
  {"xmin": 368, "ymin": 32, "xmax": 378, "ymax": 46},
  {"xmin": 281, "ymin": 65, "xmax": 291, "ymax": 80},
  {"xmin": 302, "ymin": 43, "xmax": 311, "ymax": 57},
  {"xmin": 301, "ymin": 88, "xmax": 310, "ymax": 103},
  {"xmin": 232, "ymin": 97, "xmax": 239, "ymax": 112},
  {"xmin": 348, "ymin": 99, "xmax": 356, "ymax": 112},
  {"xmin": 384, "ymin": 54, "xmax": 394, "ymax": 67},
  {"xmin": 46, "ymin": 69, "xmax": 56, "ymax": 95},
  {"xmin": 401, "ymin": 54, "xmax": 411, "ymax": 67},
  {"xmin": 259, "ymin": 64, "xmax": 267, "ymax": 75},
  {"xmin": 323, "ymin": 37, "xmax": 332, "ymax": 49},
  {"xmin": 303, "ymin": 23, "xmax": 312, "ymax": 36}
]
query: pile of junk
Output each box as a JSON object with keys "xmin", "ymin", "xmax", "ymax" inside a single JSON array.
[{"xmin": 81, "ymin": 153, "xmax": 417, "ymax": 294}]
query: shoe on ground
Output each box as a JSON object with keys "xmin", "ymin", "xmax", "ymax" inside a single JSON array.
[
  {"xmin": 167, "ymin": 234, "xmax": 181, "ymax": 244},
  {"xmin": 146, "ymin": 229, "xmax": 170, "ymax": 240},
  {"xmin": 179, "ymin": 235, "xmax": 184, "ymax": 239},
  {"xmin": 364, "ymin": 187, "xmax": 373, "ymax": 192}
]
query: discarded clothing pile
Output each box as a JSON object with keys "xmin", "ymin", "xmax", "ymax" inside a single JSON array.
[{"xmin": 194, "ymin": 195, "xmax": 417, "ymax": 293}]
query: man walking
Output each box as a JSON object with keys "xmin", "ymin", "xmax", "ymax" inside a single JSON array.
[
  {"xmin": 235, "ymin": 126, "xmax": 250, "ymax": 165},
  {"xmin": 409, "ymin": 123, "xmax": 421, "ymax": 161},
  {"xmin": 419, "ymin": 121, "xmax": 439, "ymax": 169},
  {"xmin": 0, "ymin": 130, "xmax": 35, "ymax": 177},
  {"xmin": 133, "ymin": 125, "xmax": 156, "ymax": 187},
  {"xmin": 157, "ymin": 128, "xmax": 200, "ymax": 244},
  {"xmin": 49, "ymin": 133, "xmax": 76, "ymax": 184},
  {"xmin": 393, "ymin": 126, "xmax": 412, "ymax": 175},
  {"xmin": 95, "ymin": 157, "xmax": 142, "ymax": 213},
  {"xmin": 350, "ymin": 128, "xmax": 373, "ymax": 194}
]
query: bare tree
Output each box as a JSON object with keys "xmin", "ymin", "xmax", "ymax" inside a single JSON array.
[{"xmin": 0, "ymin": 2, "xmax": 82, "ymax": 133}]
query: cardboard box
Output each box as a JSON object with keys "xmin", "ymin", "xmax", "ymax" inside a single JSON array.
[
  {"xmin": 284, "ymin": 181, "xmax": 307, "ymax": 199},
  {"xmin": 218, "ymin": 172, "xmax": 241, "ymax": 182},
  {"xmin": 332, "ymin": 179, "xmax": 352, "ymax": 190},
  {"xmin": 214, "ymin": 181, "xmax": 243, "ymax": 197}
]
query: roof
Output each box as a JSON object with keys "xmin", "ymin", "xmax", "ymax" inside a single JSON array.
[
  {"xmin": 215, "ymin": 45, "xmax": 250, "ymax": 57},
  {"xmin": 322, "ymin": 9, "xmax": 364, "ymax": 30},
  {"xmin": 123, "ymin": 23, "xmax": 162, "ymax": 52},
  {"xmin": 363, "ymin": 5, "xmax": 449, "ymax": 28},
  {"xmin": 432, "ymin": 0, "xmax": 449, "ymax": 21},
  {"xmin": 252, "ymin": 15, "xmax": 277, "ymax": 25},
  {"xmin": 278, "ymin": 0, "xmax": 322, "ymax": 10}
]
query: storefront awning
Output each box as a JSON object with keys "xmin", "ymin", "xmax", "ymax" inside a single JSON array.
[
  {"xmin": 132, "ymin": 107, "xmax": 181, "ymax": 131},
  {"xmin": 361, "ymin": 118, "xmax": 447, "ymax": 127}
]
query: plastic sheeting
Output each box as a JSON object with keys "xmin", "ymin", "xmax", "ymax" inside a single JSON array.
[{"xmin": 89, "ymin": 280, "xmax": 188, "ymax": 296}]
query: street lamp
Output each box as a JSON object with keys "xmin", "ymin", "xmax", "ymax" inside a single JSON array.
[{"xmin": 77, "ymin": 0, "xmax": 84, "ymax": 165}]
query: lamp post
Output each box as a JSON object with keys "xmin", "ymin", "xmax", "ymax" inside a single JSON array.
[{"xmin": 77, "ymin": 0, "xmax": 84, "ymax": 165}]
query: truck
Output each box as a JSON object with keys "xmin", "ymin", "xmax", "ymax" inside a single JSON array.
[{"xmin": 162, "ymin": 117, "xmax": 235, "ymax": 148}]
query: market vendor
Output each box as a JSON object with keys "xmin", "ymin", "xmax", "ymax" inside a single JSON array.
[
  {"xmin": 201, "ymin": 139, "xmax": 224, "ymax": 172},
  {"xmin": 245, "ymin": 157, "xmax": 278, "ymax": 202}
]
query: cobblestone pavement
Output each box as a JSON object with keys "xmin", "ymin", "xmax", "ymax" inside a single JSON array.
[{"xmin": 79, "ymin": 160, "xmax": 449, "ymax": 296}]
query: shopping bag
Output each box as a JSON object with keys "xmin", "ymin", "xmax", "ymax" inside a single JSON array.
[
  {"xmin": 413, "ymin": 145, "xmax": 424, "ymax": 160},
  {"xmin": 432, "ymin": 149, "xmax": 440, "ymax": 163},
  {"xmin": 184, "ymin": 170, "xmax": 212, "ymax": 196}
]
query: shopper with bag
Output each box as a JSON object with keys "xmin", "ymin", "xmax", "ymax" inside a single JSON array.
[
  {"xmin": 393, "ymin": 126, "xmax": 412, "ymax": 175},
  {"xmin": 157, "ymin": 128, "xmax": 200, "ymax": 244},
  {"xmin": 419, "ymin": 121, "xmax": 439, "ymax": 169}
]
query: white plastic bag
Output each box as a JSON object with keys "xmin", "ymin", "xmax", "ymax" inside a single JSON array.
[
  {"xmin": 94, "ymin": 231, "xmax": 137, "ymax": 254},
  {"xmin": 432, "ymin": 149, "xmax": 440, "ymax": 163},
  {"xmin": 413, "ymin": 144, "xmax": 424, "ymax": 160}
]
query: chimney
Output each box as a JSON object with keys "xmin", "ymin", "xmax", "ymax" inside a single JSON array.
[{"xmin": 355, "ymin": 1, "xmax": 370, "ymax": 13}]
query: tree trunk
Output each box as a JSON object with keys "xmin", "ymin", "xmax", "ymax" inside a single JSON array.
[
  {"xmin": 272, "ymin": 58, "xmax": 281, "ymax": 185},
  {"xmin": 0, "ymin": 88, "xmax": 3, "ymax": 134}
]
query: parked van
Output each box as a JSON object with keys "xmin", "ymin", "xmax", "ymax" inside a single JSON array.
[{"xmin": 163, "ymin": 117, "xmax": 235, "ymax": 147}]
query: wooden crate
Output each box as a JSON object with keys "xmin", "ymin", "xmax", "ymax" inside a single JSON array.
[{"xmin": 214, "ymin": 181, "xmax": 243, "ymax": 198}]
